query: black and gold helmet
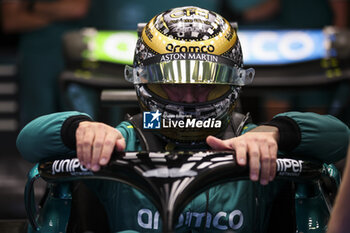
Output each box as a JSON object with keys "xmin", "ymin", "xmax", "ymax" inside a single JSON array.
[{"xmin": 125, "ymin": 6, "xmax": 254, "ymax": 145}]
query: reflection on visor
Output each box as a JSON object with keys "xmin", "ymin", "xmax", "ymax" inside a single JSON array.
[{"xmin": 125, "ymin": 59, "xmax": 255, "ymax": 86}]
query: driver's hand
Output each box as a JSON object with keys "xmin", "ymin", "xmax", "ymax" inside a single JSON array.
[
  {"xmin": 206, "ymin": 125, "xmax": 279, "ymax": 185},
  {"xmin": 76, "ymin": 121, "xmax": 125, "ymax": 172}
]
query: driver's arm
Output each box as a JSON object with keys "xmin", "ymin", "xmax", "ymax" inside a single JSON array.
[
  {"xmin": 16, "ymin": 112, "xmax": 138, "ymax": 170},
  {"xmin": 207, "ymin": 112, "xmax": 350, "ymax": 185},
  {"xmin": 16, "ymin": 111, "xmax": 92, "ymax": 162},
  {"xmin": 274, "ymin": 111, "xmax": 349, "ymax": 163}
]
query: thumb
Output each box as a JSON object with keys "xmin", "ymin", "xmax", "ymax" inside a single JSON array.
[{"xmin": 206, "ymin": 136, "xmax": 232, "ymax": 151}]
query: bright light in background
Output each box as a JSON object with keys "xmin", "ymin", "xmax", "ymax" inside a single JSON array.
[
  {"xmin": 239, "ymin": 30, "xmax": 326, "ymax": 65},
  {"xmin": 88, "ymin": 29, "xmax": 327, "ymax": 66},
  {"xmin": 91, "ymin": 31, "xmax": 138, "ymax": 65},
  {"xmin": 104, "ymin": 33, "xmax": 137, "ymax": 63}
]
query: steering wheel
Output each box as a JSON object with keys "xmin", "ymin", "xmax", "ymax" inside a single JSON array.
[{"xmin": 25, "ymin": 151, "xmax": 327, "ymax": 233}]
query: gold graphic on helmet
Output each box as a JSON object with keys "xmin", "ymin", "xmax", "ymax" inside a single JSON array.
[
  {"xmin": 170, "ymin": 7, "xmax": 209, "ymax": 19},
  {"xmin": 225, "ymin": 29, "xmax": 234, "ymax": 41},
  {"xmin": 141, "ymin": 15, "xmax": 237, "ymax": 55},
  {"xmin": 144, "ymin": 26, "xmax": 153, "ymax": 42}
]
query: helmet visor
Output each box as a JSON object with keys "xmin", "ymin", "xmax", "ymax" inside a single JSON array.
[{"xmin": 125, "ymin": 53, "xmax": 255, "ymax": 86}]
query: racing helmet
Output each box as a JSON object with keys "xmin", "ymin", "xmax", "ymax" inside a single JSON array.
[{"xmin": 125, "ymin": 6, "xmax": 255, "ymax": 145}]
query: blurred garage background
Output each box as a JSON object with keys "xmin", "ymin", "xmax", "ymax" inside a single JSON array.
[{"xmin": 0, "ymin": 0, "xmax": 349, "ymax": 232}]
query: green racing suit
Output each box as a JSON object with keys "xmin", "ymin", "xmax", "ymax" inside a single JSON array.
[{"xmin": 17, "ymin": 111, "xmax": 350, "ymax": 233}]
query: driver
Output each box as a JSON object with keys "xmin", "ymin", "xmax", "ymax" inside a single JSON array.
[{"xmin": 17, "ymin": 6, "xmax": 350, "ymax": 233}]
